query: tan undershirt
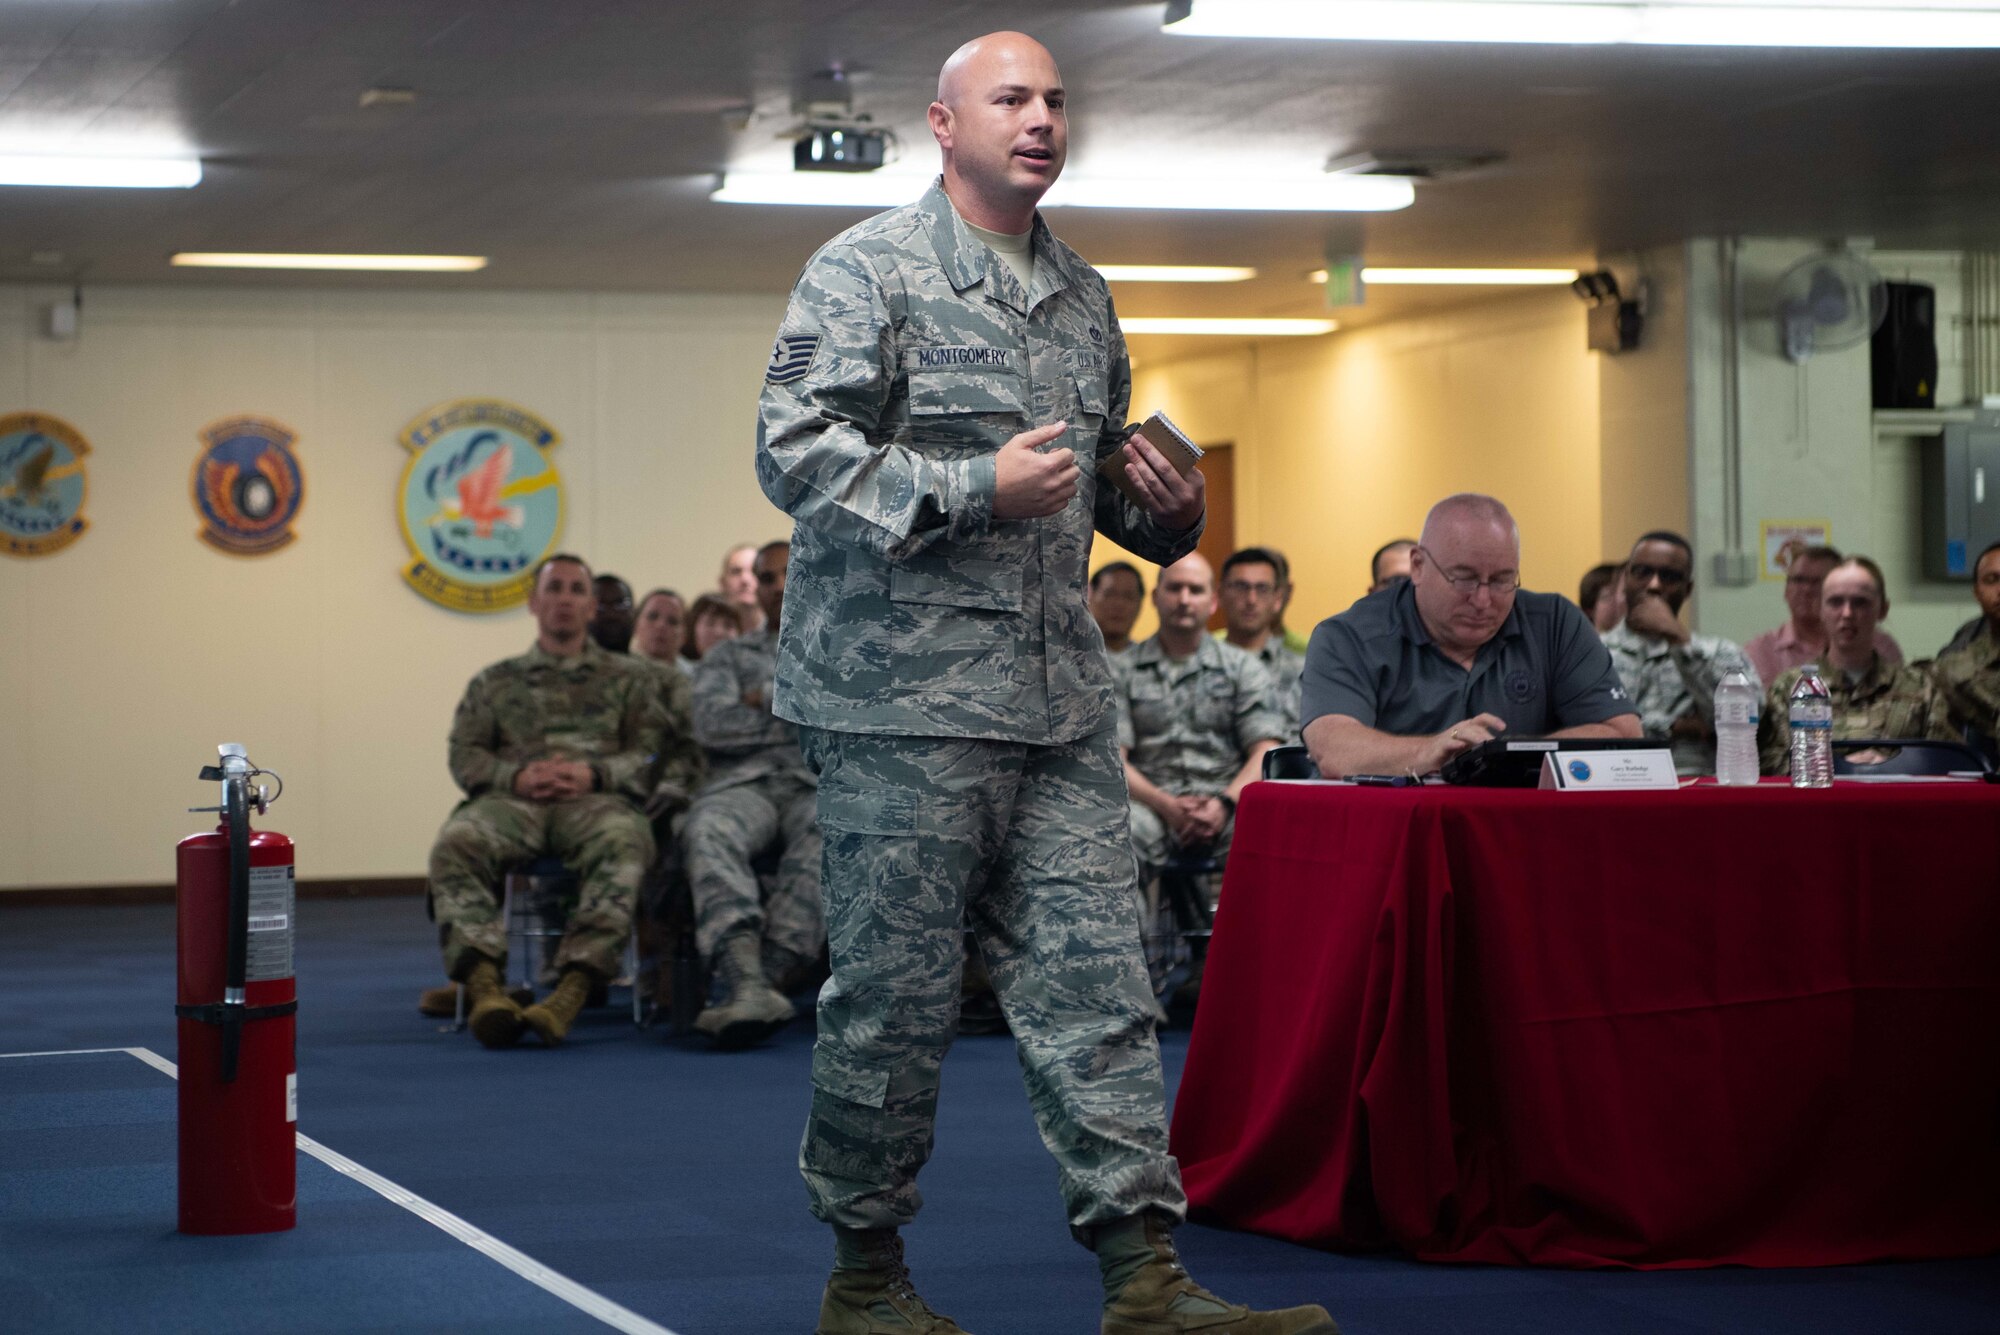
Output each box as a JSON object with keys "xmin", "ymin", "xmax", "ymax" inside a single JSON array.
[{"xmin": 963, "ymin": 217, "xmax": 1034, "ymax": 293}]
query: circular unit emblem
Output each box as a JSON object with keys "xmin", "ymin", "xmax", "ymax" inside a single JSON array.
[
  {"xmin": 1567, "ymin": 759, "xmax": 1594, "ymax": 782},
  {"xmin": 0, "ymin": 412, "xmax": 91, "ymax": 558},
  {"xmin": 397, "ymin": 399, "xmax": 564, "ymax": 613},
  {"xmin": 1505, "ymin": 668, "xmax": 1537, "ymax": 704},
  {"xmin": 193, "ymin": 415, "xmax": 305, "ymax": 555}
]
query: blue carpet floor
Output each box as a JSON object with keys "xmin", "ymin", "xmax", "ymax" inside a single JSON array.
[{"xmin": 2, "ymin": 895, "xmax": 1997, "ymax": 1335}]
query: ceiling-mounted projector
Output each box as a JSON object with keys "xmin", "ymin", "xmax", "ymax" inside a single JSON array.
[{"xmin": 794, "ymin": 124, "xmax": 887, "ymax": 172}]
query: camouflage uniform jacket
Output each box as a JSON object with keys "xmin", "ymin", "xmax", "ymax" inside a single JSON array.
[
  {"xmin": 1756, "ymin": 651, "xmax": 1959, "ymax": 775},
  {"xmin": 1216, "ymin": 631, "xmax": 1305, "ymax": 740},
  {"xmin": 635, "ymin": 654, "xmax": 707, "ymax": 816},
  {"xmin": 447, "ymin": 642, "xmax": 669, "ymax": 805},
  {"xmin": 1599, "ymin": 622, "xmax": 1759, "ymax": 775},
  {"xmin": 756, "ymin": 179, "xmax": 1204, "ymax": 744},
  {"xmin": 1932, "ymin": 620, "xmax": 1999, "ymax": 754},
  {"xmin": 690, "ymin": 628, "xmax": 815, "ymax": 793},
  {"xmin": 1112, "ymin": 635, "xmax": 1285, "ymax": 796}
]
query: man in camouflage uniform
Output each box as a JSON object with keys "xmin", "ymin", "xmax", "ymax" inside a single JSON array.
[
  {"xmin": 756, "ymin": 31, "xmax": 1335, "ymax": 1335},
  {"xmin": 1215, "ymin": 546, "xmax": 1305, "ymax": 735},
  {"xmin": 1598, "ymin": 531, "xmax": 1760, "ymax": 775},
  {"xmin": 1758, "ymin": 558, "xmax": 1959, "ymax": 773},
  {"xmin": 683, "ymin": 540, "xmax": 824, "ymax": 1049},
  {"xmin": 1932, "ymin": 538, "xmax": 2000, "ymax": 762},
  {"xmin": 1123, "ymin": 553, "xmax": 1284, "ymax": 892},
  {"xmin": 428, "ymin": 554, "xmax": 667, "ymax": 1049}
]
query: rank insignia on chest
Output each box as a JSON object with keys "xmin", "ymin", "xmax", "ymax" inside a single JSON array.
[{"xmin": 768, "ymin": 334, "xmax": 822, "ymax": 385}]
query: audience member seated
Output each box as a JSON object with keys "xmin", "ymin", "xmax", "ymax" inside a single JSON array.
[
  {"xmin": 1088, "ymin": 560, "xmax": 1145, "ymax": 655},
  {"xmin": 590, "ymin": 572, "xmax": 635, "ymax": 653},
  {"xmin": 1217, "ymin": 545, "xmax": 1305, "ymax": 735},
  {"xmin": 633, "ymin": 588, "xmax": 691, "ymax": 679},
  {"xmin": 1579, "ymin": 561, "xmax": 1626, "ymax": 633},
  {"xmin": 1928, "ymin": 538, "xmax": 2000, "ymax": 761},
  {"xmin": 1114, "ymin": 553, "xmax": 1283, "ymax": 909},
  {"xmin": 682, "ymin": 541, "xmax": 823, "ymax": 1049},
  {"xmin": 1598, "ymin": 531, "xmax": 1759, "ymax": 775},
  {"xmin": 1301, "ymin": 494, "xmax": 1641, "ymax": 778},
  {"xmin": 684, "ymin": 591, "xmax": 746, "ymax": 663},
  {"xmin": 426, "ymin": 554, "xmax": 666, "ymax": 1049},
  {"xmin": 1369, "ymin": 538, "xmax": 1417, "ymax": 595},
  {"xmin": 1757, "ymin": 557, "xmax": 1958, "ymax": 774},
  {"xmin": 1745, "ymin": 544, "xmax": 1903, "ymax": 686},
  {"xmin": 718, "ymin": 540, "xmax": 766, "ymax": 634}
]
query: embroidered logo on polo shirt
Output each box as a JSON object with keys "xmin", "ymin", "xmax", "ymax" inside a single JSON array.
[{"xmin": 1505, "ymin": 668, "xmax": 1538, "ymax": 703}]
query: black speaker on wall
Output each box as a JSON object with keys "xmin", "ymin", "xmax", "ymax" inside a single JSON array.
[{"xmin": 1872, "ymin": 281, "xmax": 1938, "ymax": 409}]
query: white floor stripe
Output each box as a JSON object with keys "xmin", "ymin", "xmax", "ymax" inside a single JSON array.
[{"xmin": 2, "ymin": 1045, "xmax": 679, "ymax": 1335}]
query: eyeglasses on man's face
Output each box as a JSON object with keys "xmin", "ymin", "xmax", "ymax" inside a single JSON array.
[
  {"xmin": 1221, "ymin": 579, "xmax": 1279, "ymax": 598},
  {"xmin": 1416, "ymin": 546, "xmax": 1520, "ymax": 598}
]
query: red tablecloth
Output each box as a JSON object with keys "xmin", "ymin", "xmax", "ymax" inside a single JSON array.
[{"xmin": 1170, "ymin": 778, "xmax": 2000, "ymax": 1268}]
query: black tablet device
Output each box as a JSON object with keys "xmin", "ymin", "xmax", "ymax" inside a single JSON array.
[{"xmin": 1440, "ymin": 736, "xmax": 1660, "ymax": 788}]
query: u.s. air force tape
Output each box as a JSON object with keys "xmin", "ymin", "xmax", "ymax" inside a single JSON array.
[{"xmin": 767, "ymin": 333, "xmax": 822, "ymax": 385}]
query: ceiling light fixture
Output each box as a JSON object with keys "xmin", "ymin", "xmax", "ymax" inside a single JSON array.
[
  {"xmin": 1097, "ymin": 266, "xmax": 1258, "ymax": 283},
  {"xmin": 170, "ymin": 253, "xmax": 489, "ymax": 272},
  {"xmin": 1163, "ymin": 0, "xmax": 2000, "ymax": 48},
  {"xmin": 0, "ymin": 153, "xmax": 201, "ymax": 188},
  {"xmin": 712, "ymin": 171, "xmax": 1412, "ymax": 212},
  {"xmin": 1120, "ymin": 317, "xmax": 1338, "ymax": 336},
  {"xmin": 1307, "ymin": 266, "xmax": 1580, "ymax": 285}
]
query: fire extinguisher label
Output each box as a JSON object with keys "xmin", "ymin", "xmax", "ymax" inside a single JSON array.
[
  {"xmin": 246, "ymin": 864, "xmax": 295, "ymax": 982},
  {"xmin": 287, "ymin": 1073, "xmax": 297, "ymax": 1123}
]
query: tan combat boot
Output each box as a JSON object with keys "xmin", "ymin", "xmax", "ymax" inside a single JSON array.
[
  {"xmin": 464, "ymin": 958, "xmax": 525, "ymax": 1049},
  {"xmin": 522, "ymin": 965, "xmax": 596, "ymax": 1046},
  {"xmin": 418, "ymin": 981, "xmax": 460, "ymax": 1017},
  {"xmin": 694, "ymin": 933, "xmax": 795, "ymax": 1049},
  {"xmin": 1098, "ymin": 1215, "xmax": 1339, "ymax": 1335},
  {"xmin": 817, "ymin": 1229, "xmax": 973, "ymax": 1335}
]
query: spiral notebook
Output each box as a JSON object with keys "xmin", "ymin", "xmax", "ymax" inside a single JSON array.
[{"xmin": 1098, "ymin": 411, "xmax": 1203, "ymax": 508}]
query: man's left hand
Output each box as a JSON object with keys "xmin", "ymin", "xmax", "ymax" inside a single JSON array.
[
  {"xmin": 543, "ymin": 761, "xmax": 595, "ymax": 800},
  {"xmin": 1181, "ymin": 795, "xmax": 1228, "ymax": 842},
  {"xmin": 1118, "ymin": 432, "xmax": 1204, "ymax": 532},
  {"xmin": 1626, "ymin": 594, "xmax": 1690, "ymax": 645}
]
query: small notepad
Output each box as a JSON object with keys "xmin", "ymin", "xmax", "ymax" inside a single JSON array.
[{"xmin": 1099, "ymin": 411, "xmax": 1203, "ymax": 508}]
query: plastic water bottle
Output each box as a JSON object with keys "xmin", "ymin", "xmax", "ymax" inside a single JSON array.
[
  {"xmin": 1787, "ymin": 665, "xmax": 1833, "ymax": 788},
  {"xmin": 1714, "ymin": 670, "xmax": 1760, "ymax": 786}
]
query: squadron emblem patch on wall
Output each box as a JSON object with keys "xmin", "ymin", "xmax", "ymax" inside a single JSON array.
[
  {"xmin": 396, "ymin": 398, "xmax": 564, "ymax": 613},
  {"xmin": 192, "ymin": 415, "xmax": 305, "ymax": 555},
  {"xmin": 0, "ymin": 411, "xmax": 91, "ymax": 558}
]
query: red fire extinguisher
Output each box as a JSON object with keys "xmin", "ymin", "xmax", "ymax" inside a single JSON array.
[{"xmin": 176, "ymin": 742, "xmax": 297, "ymax": 1235}]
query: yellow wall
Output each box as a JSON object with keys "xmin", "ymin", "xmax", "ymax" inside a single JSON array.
[
  {"xmin": 0, "ymin": 283, "xmax": 788, "ymax": 891},
  {"xmin": 1122, "ymin": 288, "xmax": 1607, "ymax": 630}
]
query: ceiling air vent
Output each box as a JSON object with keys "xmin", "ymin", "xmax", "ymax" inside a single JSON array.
[{"xmin": 1324, "ymin": 149, "xmax": 1506, "ymax": 181}]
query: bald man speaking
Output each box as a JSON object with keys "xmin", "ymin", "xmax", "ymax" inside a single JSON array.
[
  {"xmin": 757, "ymin": 30, "xmax": 1336, "ymax": 1335},
  {"xmin": 1301, "ymin": 494, "xmax": 1640, "ymax": 778}
]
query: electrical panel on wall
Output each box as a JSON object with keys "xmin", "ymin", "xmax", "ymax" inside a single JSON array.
[{"xmin": 1922, "ymin": 414, "xmax": 2000, "ymax": 580}]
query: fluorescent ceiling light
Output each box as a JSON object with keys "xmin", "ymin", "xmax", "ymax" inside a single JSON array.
[
  {"xmin": 1097, "ymin": 266, "xmax": 1258, "ymax": 283},
  {"xmin": 1164, "ymin": 0, "xmax": 2000, "ymax": 49},
  {"xmin": 0, "ymin": 153, "xmax": 200, "ymax": 188},
  {"xmin": 171, "ymin": 253, "xmax": 488, "ymax": 272},
  {"xmin": 712, "ymin": 172, "xmax": 1412, "ymax": 212},
  {"xmin": 1121, "ymin": 317, "xmax": 1338, "ymax": 336},
  {"xmin": 1308, "ymin": 266, "xmax": 1580, "ymax": 284}
]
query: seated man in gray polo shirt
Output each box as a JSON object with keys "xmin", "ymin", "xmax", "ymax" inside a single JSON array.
[{"xmin": 1301, "ymin": 493, "xmax": 1641, "ymax": 777}]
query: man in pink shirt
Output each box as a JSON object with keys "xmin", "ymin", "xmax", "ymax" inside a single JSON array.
[{"xmin": 1745, "ymin": 544, "xmax": 1901, "ymax": 685}]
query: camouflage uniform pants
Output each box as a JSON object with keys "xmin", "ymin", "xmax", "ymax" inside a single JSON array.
[
  {"xmin": 1128, "ymin": 800, "xmax": 1238, "ymax": 912},
  {"xmin": 682, "ymin": 773, "xmax": 825, "ymax": 962},
  {"xmin": 796, "ymin": 724, "xmax": 1187, "ymax": 1234},
  {"xmin": 428, "ymin": 792, "xmax": 654, "ymax": 982}
]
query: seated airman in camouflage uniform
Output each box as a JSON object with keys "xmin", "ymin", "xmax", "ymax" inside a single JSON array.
[
  {"xmin": 1598, "ymin": 531, "xmax": 1760, "ymax": 776},
  {"xmin": 1758, "ymin": 557, "xmax": 1960, "ymax": 774},
  {"xmin": 1215, "ymin": 546, "xmax": 1305, "ymax": 737},
  {"xmin": 427, "ymin": 554, "xmax": 668, "ymax": 1049},
  {"xmin": 1933, "ymin": 539, "xmax": 2000, "ymax": 764},
  {"xmin": 683, "ymin": 540, "xmax": 824, "ymax": 1049}
]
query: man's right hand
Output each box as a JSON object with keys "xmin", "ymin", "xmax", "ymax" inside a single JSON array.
[
  {"xmin": 1417, "ymin": 713, "xmax": 1508, "ymax": 774},
  {"xmin": 992, "ymin": 422, "xmax": 1077, "ymax": 520}
]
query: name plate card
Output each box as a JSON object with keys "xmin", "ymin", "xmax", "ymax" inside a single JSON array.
[{"xmin": 1538, "ymin": 749, "xmax": 1679, "ymax": 792}]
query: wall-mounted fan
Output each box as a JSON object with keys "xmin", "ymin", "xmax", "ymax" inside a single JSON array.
[{"xmin": 1773, "ymin": 251, "xmax": 1887, "ymax": 364}]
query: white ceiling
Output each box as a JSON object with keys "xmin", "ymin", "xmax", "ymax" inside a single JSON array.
[{"xmin": 4, "ymin": 0, "xmax": 2000, "ymax": 352}]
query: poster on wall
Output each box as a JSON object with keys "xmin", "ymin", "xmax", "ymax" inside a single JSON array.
[
  {"xmin": 0, "ymin": 411, "xmax": 91, "ymax": 558},
  {"xmin": 193, "ymin": 415, "xmax": 305, "ymax": 555},
  {"xmin": 397, "ymin": 398, "xmax": 564, "ymax": 613},
  {"xmin": 1760, "ymin": 519, "xmax": 1832, "ymax": 581}
]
